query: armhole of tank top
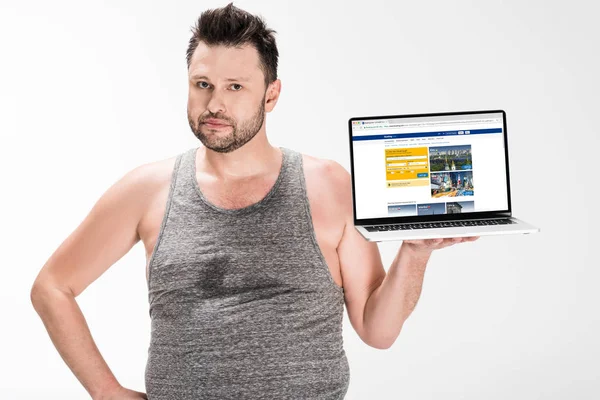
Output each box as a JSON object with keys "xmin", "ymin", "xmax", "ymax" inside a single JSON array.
[
  {"xmin": 146, "ymin": 153, "xmax": 183, "ymax": 291},
  {"xmin": 298, "ymin": 154, "xmax": 344, "ymax": 294}
]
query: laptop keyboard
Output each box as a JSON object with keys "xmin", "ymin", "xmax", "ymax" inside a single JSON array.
[{"xmin": 364, "ymin": 218, "xmax": 515, "ymax": 232}]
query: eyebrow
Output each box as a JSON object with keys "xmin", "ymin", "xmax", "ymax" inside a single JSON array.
[{"xmin": 190, "ymin": 74, "xmax": 250, "ymax": 82}]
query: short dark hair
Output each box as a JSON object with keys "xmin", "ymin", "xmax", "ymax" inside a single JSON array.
[{"xmin": 186, "ymin": 2, "xmax": 279, "ymax": 88}]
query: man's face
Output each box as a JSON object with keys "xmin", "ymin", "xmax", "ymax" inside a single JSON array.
[{"xmin": 187, "ymin": 42, "xmax": 275, "ymax": 153}]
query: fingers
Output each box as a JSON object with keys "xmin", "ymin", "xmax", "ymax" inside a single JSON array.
[
  {"xmin": 405, "ymin": 236, "xmax": 480, "ymax": 249},
  {"xmin": 437, "ymin": 236, "xmax": 479, "ymax": 247}
]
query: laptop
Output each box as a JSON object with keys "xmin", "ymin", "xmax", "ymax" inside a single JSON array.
[{"xmin": 348, "ymin": 109, "xmax": 539, "ymax": 242}]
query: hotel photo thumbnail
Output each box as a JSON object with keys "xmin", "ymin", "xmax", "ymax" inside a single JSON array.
[
  {"xmin": 429, "ymin": 145, "xmax": 473, "ymax": 172},
  {"xmin": 388, "ymin": 204, "xmax": 417, "ymax": 217},
  {"xmin": 446, "ymin": 201, "xmax": 475, "ymax": 213},
  {"xmin": 417, "ymin": 202, "xmax": 446, "ymax": 215},
  {"xmin": 431, "ymin": 171, "xmax": 474, "ymax": 198}
]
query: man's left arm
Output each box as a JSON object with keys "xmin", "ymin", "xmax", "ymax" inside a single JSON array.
[
  {"xmin": 361, "ymin": 237, "xmax": 478, "ymax": 349},
  {"xmin": 328, "ymin": 160, "xmax": 478, "ymax": 350}
]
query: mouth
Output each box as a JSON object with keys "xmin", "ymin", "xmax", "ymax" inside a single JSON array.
[{"xmin": 202, "ymin": 121, "xmax": 231, "ymax": 129}]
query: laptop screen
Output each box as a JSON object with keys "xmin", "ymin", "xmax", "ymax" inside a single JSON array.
[{"xmin": 350, "ymin": 111, "xmax": 510, "ymax": 221}]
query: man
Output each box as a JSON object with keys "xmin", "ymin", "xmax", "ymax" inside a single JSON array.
[{"xmin": 30, "ymin": 3, "xmax": 478, "ymax": 399}]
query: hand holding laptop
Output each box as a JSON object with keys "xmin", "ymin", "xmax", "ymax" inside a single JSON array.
[{"xmin": 402, "ymin": 236, "xmax": 480, "ymax": 254}]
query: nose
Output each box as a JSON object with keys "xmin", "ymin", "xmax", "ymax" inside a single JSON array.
[{"xmin": 206, "ymin": 91, "xmax": 226, "ymax": 115}]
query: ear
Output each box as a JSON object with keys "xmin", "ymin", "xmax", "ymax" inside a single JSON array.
[{"xmin": 265, "ymin": 79, "xmax": 281, "ymax": 113}]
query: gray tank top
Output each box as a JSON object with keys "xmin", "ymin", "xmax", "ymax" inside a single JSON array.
[{"xmin": 145, "ymin": 146, "xmax": 350, "ymax": 399}]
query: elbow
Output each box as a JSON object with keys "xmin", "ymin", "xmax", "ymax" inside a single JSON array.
[
  {"xmin": 362, "ymin": 333, "xmax": 396, "ymax": 350},
  {"xmin": 369, "ymin": 340, "xmax": 394, "ymax": 350},
  {"xmin": 361, "ymin": 326, "xmax": 402, "ymax": 350},
  {"xmin": 30, "ymin": 281, "xmax": 49, "ymax": 310},
  {"xmin": 30, "ymin": 281, "xmax": 42, "ymax": 305},
  {"xmin": 30, "ymin": 279, "xmax": 72, "ymax": 310}
]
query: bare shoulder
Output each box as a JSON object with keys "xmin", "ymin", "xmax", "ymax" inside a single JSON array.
[
  {"xmin": 132, "ymin": 155, "xmax": 179, "ymax": 195},
  {"xmin": 116, "ymin": 154, "xmax": 179, "ymax": 226},
  {"xmin": 300, "ymin": 152, "xmax": 352, "ymax": 210},
  {"xmin": 134, "ymin": 155, "xmax": 179, "ymax": 235},
  {"xmin": 300, "ymin": 153, "xmax": 351, "ymax": 187}
]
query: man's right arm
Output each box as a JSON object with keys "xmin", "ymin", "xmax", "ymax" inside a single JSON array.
[{"xmin": 30, "ymin": 161, "xmax": 162, "ymax": 399}]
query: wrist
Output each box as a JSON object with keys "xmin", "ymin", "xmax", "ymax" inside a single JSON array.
[
  {"xmin": 93, "ymin": 382, "xmax": 123, "ymax": 400},
  {"xmin": 401, "ymin": 242, "xmax": 434, "ymax": 260}
]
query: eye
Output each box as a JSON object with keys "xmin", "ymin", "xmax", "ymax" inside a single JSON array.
[{"xmin": 195, "ymin": 81, "xmax": 242, "ymax": 91}]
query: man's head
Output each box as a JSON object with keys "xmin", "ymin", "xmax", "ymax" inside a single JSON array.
[{"xmin": 186, "ymin": 2, "xmax": 281, "ymax": 153}]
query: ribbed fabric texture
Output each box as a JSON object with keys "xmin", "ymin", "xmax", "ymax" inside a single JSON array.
[{"xmin": 145, "ymin": 146, "xmax": 350, "ymax": 399}]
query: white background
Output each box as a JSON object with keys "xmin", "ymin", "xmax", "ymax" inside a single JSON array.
[{"xmin": 1, "ymin": 0, "xmax": 598, "ymax": 398}]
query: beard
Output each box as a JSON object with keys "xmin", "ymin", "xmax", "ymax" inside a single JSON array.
[{"xmin": 188, "ymin": 94, "xmax": 266, "ymax": 154}]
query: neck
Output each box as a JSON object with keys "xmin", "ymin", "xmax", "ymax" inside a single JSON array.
[{"xmin": 198, "ymin": 133, "xmax": 281, "ymax": 180}]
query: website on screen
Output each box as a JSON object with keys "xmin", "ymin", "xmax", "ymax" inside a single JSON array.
[{"xmin": 351, "ymin": 112, "xmax": 509, "ymax": 220}]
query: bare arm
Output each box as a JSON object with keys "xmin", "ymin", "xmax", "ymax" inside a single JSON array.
[
  {"xmin": 30, "ymin": 161, "xmax": 167, "ymax": 399},
  {"xmin": 328, "ymin": 158, "xmax": 478, "ymax": 349},
  {"xmin": 30, "ymin": 284, "xmax": 122, "ymax": 398},
  {"xmin": 324, "ymin": 159, "xmax": 388, "ymax": 348},
  {"xmin": 363, "ymin": 238, "xmax": 480, "ymax": 349},
  {"xmin": 361, "ymin": 244, "xmax": 432, "ymax": 348}
]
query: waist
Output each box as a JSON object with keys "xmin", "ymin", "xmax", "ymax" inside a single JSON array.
[{"xmin": 145, "ymin": 345, "xmax": 350, "ymax": 399}]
